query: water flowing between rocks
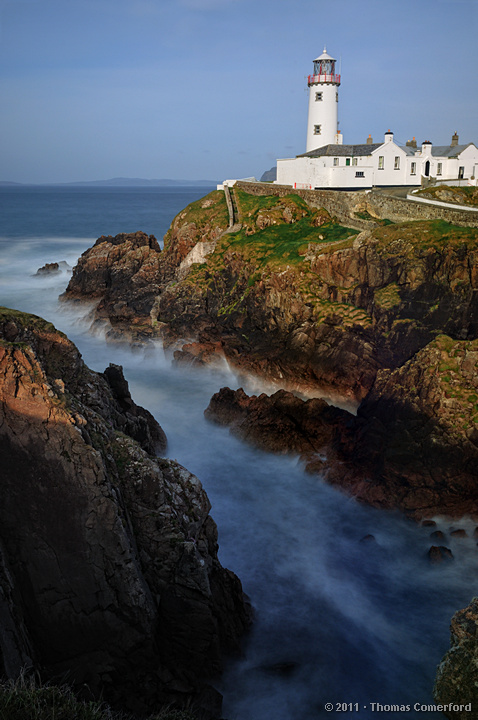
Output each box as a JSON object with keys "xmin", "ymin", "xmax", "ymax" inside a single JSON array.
[{"xmin": 1, "ymin": 187, "xmax": 476, "ymax": 720}]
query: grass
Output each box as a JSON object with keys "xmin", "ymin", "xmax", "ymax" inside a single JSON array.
[
  {"xmin": 222, "ymin": 220, "xmax": 356, "ymax": 268},
  {"xmin": 370, "ymin": 219, "xmax": 478, "ymax": 254},
  {"xmin": 0, "ymin": 676, "xmax": 199, "ymax": 720},
  {"xmin": 0, "ymin": 307, "xmax": 64, "ymax": 337},
  {"xmin": 415, "ymin": 185, "xmax": 478, "ymax": 207},
  {"xmin": 428, "ymin": 335, "xmax": 478, "ymax": 431},
  {"xmin": 374, "ymin": 283, "xmax": 401, "ymax": 310},
  {"xmin": 354, "ymin": 210, "xmax": 395, "ymax": 226},
  {"xmin": 165, "ymin": 189, "xmax": 478, "ymax": 335},
  {"xmin": 163, "ymin": 190, "xmax": 229, "ymax": 250}
]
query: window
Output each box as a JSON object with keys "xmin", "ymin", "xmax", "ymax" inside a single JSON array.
[
  {"xmin": 314, "ymin": 125, "xmax": 321, "ymax": 135},
  {"xmin": 394, "ymin": 156, "xmax": 400, "ymax": 170},
  {"xmin": 315, "ymin": 92, "xmax": 323, "ymax": 101},
  {"xmin": 459, "ymin": 166, "xmax": 465, "ymax": 179},
  {"xmin": 378, "ymin": 156, "xmax": 384, "ymax": 170},
  {"xmin": 411, "ymin": 162, "xmax": 416, "ymax": 175},
  {"xmin": 352, "ymin": 158, "xmax": 358, "ymax": 166},
  {"xmin": 355, "ymin": 171, "xmax": 365, "ymax": 178},
  {"xmin": 333, "ymin": 157, "xmax": 339, "ymax": 166},
  {"xmin": 346, "ymin": 158, "xmax": 351, "ymax": 166},
  {"xmin": 336, "ymin": 92, "xmax": 338, "ymax": 102},
  {"xmin": 437, "ymin": 162, "xmax": 442, "ymax": 176}
]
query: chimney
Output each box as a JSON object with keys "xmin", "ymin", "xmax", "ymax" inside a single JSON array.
[
  {"xmin": 366, "ymin": 134, "xmax": 373, "ymax": 144},
  {"xmin": 451, "ymin": 132, "xmax": 459, "ymax": 147},
  {"xmin": 406, "ymin": 137, "xmax": 417, "ymax": 148}
]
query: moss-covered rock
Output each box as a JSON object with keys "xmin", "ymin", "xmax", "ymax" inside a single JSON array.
[{"xmin": 434, "ymin": 598, "xmax": 478, "ymax": 718}]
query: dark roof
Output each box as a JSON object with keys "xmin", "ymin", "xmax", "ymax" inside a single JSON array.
[
  {"xmin": 400, "ymin": 145, "xmax": 418, "ymax": 156},
  {"xmin": 298, "ymin": 143, "xmax": 382, "ymax": 158},
  {"xmin": 296, "ymin": 141, "xmax": 478, "ymax": 161},
  {"xmin": 431, "ymin": 143, "xmax": 474, "ymax": 157}
]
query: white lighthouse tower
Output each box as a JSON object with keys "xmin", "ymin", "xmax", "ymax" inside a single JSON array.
[{"xmin": 306, "ymin": 47, "xmax": 341, "ymax": 152}]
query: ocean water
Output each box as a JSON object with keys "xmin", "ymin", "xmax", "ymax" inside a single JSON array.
[{"xmin": 0, "ymin": 186, "xmax": 475, "ymax": 720}]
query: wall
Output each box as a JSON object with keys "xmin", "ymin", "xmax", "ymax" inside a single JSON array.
[
  {"xmin": 234, "ymin": 181, "xmax": 478, "ymax": 229},
  {"xmin": 306, "ymin": 82, "xmax": 338, "ymax": 150}
]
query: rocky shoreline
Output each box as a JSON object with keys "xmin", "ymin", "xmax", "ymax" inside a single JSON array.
[
  {"xmin": 61, "ymin": 187, "xmax": 478, "ymax": 518},
  {"xmin": 204, "ymin": 331, "xmax": 478, "ymax": 520},
  {"xmin": 0, "ymin": 307, "xmax": 251, "ymax": 719},
  {"xmin": 57, "ymin": 186, "xmax": 478, "ymax": 716}
]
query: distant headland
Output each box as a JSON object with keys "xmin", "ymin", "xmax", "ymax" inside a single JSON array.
[{"xmin": 0, "ymin": 177, "xmax": 218, "ymax": 187}]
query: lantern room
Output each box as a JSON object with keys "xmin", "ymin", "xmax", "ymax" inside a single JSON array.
[{"xmin": 308, "ymin": 47, "xmax": 341, "ymax": 86}]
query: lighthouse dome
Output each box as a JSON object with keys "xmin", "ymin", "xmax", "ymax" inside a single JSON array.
[{"xmin": 314, "ymin": 46, "xmax": 336, "ymax": 62}]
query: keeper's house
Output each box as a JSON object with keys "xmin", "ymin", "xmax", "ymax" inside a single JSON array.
[{"xmin": 276, "ymin": 48, "xmax": 478, "ymax": 190}]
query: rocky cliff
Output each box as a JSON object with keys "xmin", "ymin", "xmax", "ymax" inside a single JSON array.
[
  {"xmin": 61, "ymin": 187, "xmax": 478, "ymax": 517},
  {"xmin": 434, "ymin": 597, "xmax": 478, "ymax": 717},
  {"xmin": 59, "ymin": 186, "xmax": 478, "ymax": 719},
  {"xmin": 206, "ymin": 335, "xmax": 478, "ymax": 518},
  {"xmin": 63, "ymin": 188, "xmax": 478, "ymax": 400},
  {"xmin": 0, "ymin": 307, "xmax": 250, "ymax": 718}
]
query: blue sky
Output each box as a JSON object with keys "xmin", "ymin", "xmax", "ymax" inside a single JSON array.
[{"xmin": 0, "ymin": 0, "xmax": 477, "ymax": 183}]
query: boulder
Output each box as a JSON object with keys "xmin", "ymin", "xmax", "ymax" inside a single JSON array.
[
  {"xmin": 427, "ymin": 546, "xmax": 454, "ymax": 564},
  {"xmin": 35, "ymin": 262, "xmax": 60, "ymax": 275}
]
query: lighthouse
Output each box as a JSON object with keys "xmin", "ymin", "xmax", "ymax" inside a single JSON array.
[{"xmin": 306, "ymin": 47, "xmax": 341, "ymax": 152}]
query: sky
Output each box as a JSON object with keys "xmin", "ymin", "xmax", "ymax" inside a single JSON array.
[{"xmin": 0, "ymin": 0, "xmax": 477, "ymax": 183}]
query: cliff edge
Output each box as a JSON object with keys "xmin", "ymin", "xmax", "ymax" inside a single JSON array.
[{"xmin": 0, "ymin": 307, "xmax": 250, "ymax": 718}]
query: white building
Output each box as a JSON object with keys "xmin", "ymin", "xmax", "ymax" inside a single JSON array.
[
  {"xmin": 276, "ymin": 49, "xmax": 478, "ymax": 190},
  {"xmin": 305, "ymin": 47, "xmax": 342, "ymax": 150}
]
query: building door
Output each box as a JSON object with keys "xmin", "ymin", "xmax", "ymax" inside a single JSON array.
[
  {"xmin": 424, "ymin": 160, "xmax": 430, "ymax": 177},
  {"xmin": 458, "ymin": 166, "xmax": 464, "ymax": 179}
]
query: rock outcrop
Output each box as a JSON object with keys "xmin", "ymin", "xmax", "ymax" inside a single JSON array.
[
  {"xmin": 434, "ymin": 598, "xmax": 478, "ymax": 717},
  {"xmin": 205, "ymin": 335, "xmax": 478, "ymax": 519},
  {"xmin": 204, "ymin": 386, "xmax": 347, "ymax": 456},
  {"xmin": 0, "ymin": 307, "xmax": 250, "ymax": 718},
  {"xmin": 63, "ymin": 231, "xmax": 164, "ymax": 336},
  {"xmin": 35, "ymin": 261, "xmax": 71, "ymax": 276},
  {"xmin": 63, "ymin": 189, "xmax": 478, "ymax": 401},
  {"xmin": 61, "ymin": 189, "xmax": 478, "ymax": 516}
]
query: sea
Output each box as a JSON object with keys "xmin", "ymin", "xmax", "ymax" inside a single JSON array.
[{"xmin": 0, "ymin": 185, "xmax": 475, "ymax": 720}]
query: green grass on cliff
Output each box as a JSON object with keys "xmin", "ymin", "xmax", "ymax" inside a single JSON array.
[
  {"xmin": 216, "ymin": 189, "xmax": 358, "ymax": 268},
  {"xmin": 371, "ymin": 219, "xmax": 478, "ymax": 253},
  {"xmin": 0, "ymin": 676, "xmax": 199, "ymax": 720},
  {"xmin": 415, "ymin": 185, "xmax": 478, "ymax": 207},
  {"xmin": 374, "ymin": 283, "xmax": 401, "ymax": 309},
  {"xmin": 163, "ymin": 190, "xmax": 229, "ymax": 249},
  {"xmin": 0, "ymin": 307, "xmax": 64, "ymax": 337},
  {"xmin": 431, "ymin": 335, "xmax": 478, "ymax": 432},
  {"xmin": 222, "ymin": 219, "xmax": 357, "ymax": 268}
]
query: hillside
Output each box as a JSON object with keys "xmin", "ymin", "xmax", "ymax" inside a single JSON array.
[{"xmin": 62, "ymin": 187, "xmax": 478, "ymax": 519}]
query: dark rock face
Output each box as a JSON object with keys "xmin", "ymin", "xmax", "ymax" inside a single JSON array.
[
  {"xmin": 35, "ymin": 261, "xmax": 71, "ymax": 276},
  {"xmin": 427, "ymin": 546, "xmax": 453, "ymax": 564},
  {"xmin": 205, "ymin": 387, "xmax": 348, "ymax": 456},
  {"xmin": 60, "ymin": 194, "xmax": 478, "ymax": 519},
  {"xmin": 35, "ymin": 262, "xmax": 60, "ymax": 275},
  {"xmin": 205, "ymin": 335, "xmax": 478, "ymax": 519},
  {"xmin": 434, "ymin": 598, "xmax": 478, "ymax": 717},
  {"xmin": 62, "ymin": 232, "xmax": 163, "ymax": 336},
  {"xmin": 103, "ymin": 362, "xmax": 167, "ymax": 454},
  {"xmin": 62, "ymin": 191, "xmax": 478, "ymax": 402},
  {"xmin": 0, "ymin": 307, "xmax": 250, "ymax": 717}
]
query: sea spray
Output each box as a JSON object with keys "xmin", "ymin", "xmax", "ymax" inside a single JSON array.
[{"xmin": 1, "ymin": 187, "xmax": 477, "ymax": 720}]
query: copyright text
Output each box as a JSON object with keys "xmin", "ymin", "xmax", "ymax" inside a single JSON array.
[{"xmin": 323, "ymin": 702, "xmax": 472, "ymax": 713}]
